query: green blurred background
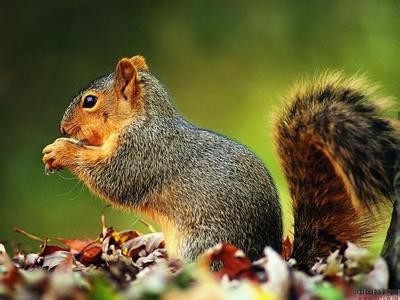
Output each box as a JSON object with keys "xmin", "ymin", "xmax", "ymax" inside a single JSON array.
[{"xmin": 0, "ymin": 1, "xmax": 399, "ymax": 252}]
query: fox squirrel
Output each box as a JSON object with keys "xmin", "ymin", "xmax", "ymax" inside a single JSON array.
[{"xmin": 42, "ymin": 55, "xmax": 399, "ymax": 268}]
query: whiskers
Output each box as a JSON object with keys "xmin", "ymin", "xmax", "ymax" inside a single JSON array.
[
  {"xmin": 56, "ymin": 172, "xmax": 76, "ymax": 181},
  {"xmin": 56, "ymin": 174, "xmax": 86, "ymax": 201}
]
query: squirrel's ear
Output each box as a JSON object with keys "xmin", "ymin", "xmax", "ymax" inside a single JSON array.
[
  {"xmin": 130, "ymin": 55, "xmax": 148, "ymax": 71},
  {"xmin": 115, "ymin": 58, "xmax": 140, "ymax": 101}
]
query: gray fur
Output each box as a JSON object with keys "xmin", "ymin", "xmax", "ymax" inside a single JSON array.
[{"xmin": 68, "ymin": 71, "xmax": 282, "ymax": 261}]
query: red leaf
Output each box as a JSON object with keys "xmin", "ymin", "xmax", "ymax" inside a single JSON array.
[
  {"xmin": 206, "ymin": 244, "xmax": 256, "ymax": 282},
  {"xmin": 0, "ymin": 244, "xmax": 22, "ymax": 287},
  {"xmin": 1, "ymin": 265, "xmax": 21, "ymax": 288},
  {"xmin": 77, "ymin": 243, "xmax": 103, "ymax": 265},
  {"xmin": 57, "ymin": 238, "xmax": 96, "ymax": 254},
  {"xmin": 40, "ymin": 244, "xmax": 67, "ymax": 257}
]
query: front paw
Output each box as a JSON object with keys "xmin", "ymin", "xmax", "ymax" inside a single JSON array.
[{"xmin": 42, "ymin": 138, "xmax": 79, "ymax": 174}]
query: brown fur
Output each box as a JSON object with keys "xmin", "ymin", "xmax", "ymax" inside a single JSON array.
[
  {"xmin": 60, "ymin": 56, "xmax": 145, "ymax": 147},
  {"xmin": 275, "ymin": 72, "xmax": 398, "ymax": 269},
  {"xmin": 43, "ymin": 57, "xmax": 150, "ymax": 205},
  {"xmin": 43, "ymin": 56, "xmax": 147, "ymax": 170},
  {"xmin": 130, "ymin": 55, "xmax": 149, "ymax": 71}
]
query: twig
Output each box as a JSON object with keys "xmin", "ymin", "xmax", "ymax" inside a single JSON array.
[
  {"xmin": 140, "ymin": 219, "xmax": 156, "ymax": 233},
  {"xmin": 13, "ymin": 227, "xmax": 45, "ymax": 243}
]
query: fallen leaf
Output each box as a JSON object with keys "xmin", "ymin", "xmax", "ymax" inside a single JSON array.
[
  {"xmin": 42, "ymin": 251, "xmax": 72, "ymax": 270},
  {"xmin": 57, "ymin": 238, "xmax": 97, "ymax": 254},
  {"xmin": 201, "ymin": 243, "xmax": 255, "ymax": 282},
  {"xmin": 40, "ymin": 242, "xmax": 67, "ymax": 257},
  {"xmin": 77, "ymin": 243, "xmax": 103, "ymax": 266}
]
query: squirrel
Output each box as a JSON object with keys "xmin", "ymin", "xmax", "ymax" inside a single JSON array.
[{"xmin": 42, "ymin": 55, "xmax": 399, "ymax": 269}]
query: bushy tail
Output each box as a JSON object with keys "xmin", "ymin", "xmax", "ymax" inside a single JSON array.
[{"xmin": 275, "ymin": 72, "xmax": 399, "ymax": 269}]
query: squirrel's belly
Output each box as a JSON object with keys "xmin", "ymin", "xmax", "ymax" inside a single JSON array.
[
  {"xmin": 159, "ymin": 216, "xmax": 184, "ymax": 260},
  {"xmin": 137, "ymin": 207, "xmax": 185, "ymax": 260}
]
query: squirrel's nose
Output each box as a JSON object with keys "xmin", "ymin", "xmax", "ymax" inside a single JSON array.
[{"xmin": 60, "ymin": 125, "xmax": 67, "ymax": 136}]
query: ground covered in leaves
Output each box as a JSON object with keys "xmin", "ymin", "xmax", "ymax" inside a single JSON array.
[{"xmin": 0, "ymin": 216, "xmax": 391, "ymax": 300}]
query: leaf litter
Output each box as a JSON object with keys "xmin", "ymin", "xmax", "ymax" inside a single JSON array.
[{"xmin": 0, "ymin": 215, "xmax": 390, "ymax": 299}]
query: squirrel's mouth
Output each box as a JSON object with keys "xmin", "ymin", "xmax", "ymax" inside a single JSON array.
[
  {"xmin": 80, "ymin": 139, "xmax": 90, "ymax": 146},
  {"xmin": 66, "ymin": 137, "xmax": 89, "ymax": 147},
  {"xmin": 67, "ymin": 135, "xmax": 103, "ymax": 147},
  {"xmin": 61, "ymin": 125, "xmax": 86, "ymax": 145},
  {"xmin": 63, "ymin": 127, "xmax": 92, "ymax": 146},
  {"xmin": 62, "ymin": 125, "xmax": 103, "ymax": 147}
]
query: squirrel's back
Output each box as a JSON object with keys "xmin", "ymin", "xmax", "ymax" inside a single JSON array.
[
  {"xmin": 166, "ymin": 122, "xmax": 283, "ymax": 260},
  {"xmin": 121, "ymin": 114, "xmax": 283, "ymax": 260}
]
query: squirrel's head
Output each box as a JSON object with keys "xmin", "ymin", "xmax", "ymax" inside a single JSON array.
[{"xmin": 60, "ymin": 55, "xmax": 149, "ymax": 146}]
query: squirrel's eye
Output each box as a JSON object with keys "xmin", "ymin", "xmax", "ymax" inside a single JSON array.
[{"xmin": 82, "ymin": 95, "xmax": 98, "ymax": 108}]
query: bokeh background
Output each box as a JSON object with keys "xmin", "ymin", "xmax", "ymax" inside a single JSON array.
[{"xmin": 0, "ymin": 1, "xmax": 399, "ymax": 253}]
